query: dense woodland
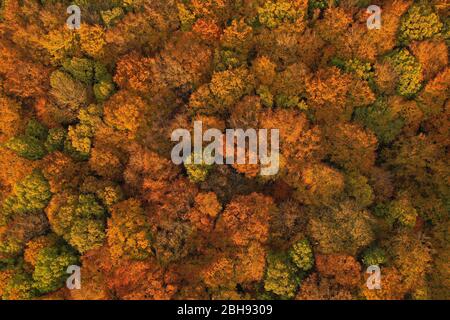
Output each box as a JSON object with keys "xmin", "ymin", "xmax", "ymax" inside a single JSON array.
[{"xmin": 0, "ymin": 0, "xmax": 448, "ymax": 300}]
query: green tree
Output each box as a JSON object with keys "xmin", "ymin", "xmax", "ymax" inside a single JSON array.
[
  {"xmin": 2, "ymin": 170, "xmax": 52, "ymax": 222},
  {"xmin": 62, "ymin": 57, "xmax": 95, "ymax": 84},
  {"xmin": 184, "ymin": 153, "xmax": 212, "ymax": 183},
  {"xmin": 0, "ymin": 212, "xmax": 49, "ymax": 257},
  {"xmin": 390, "ymin": 230, "xmax": 432, "ymax": 292},
  {"xmin": 46, "ymin": 193, "xmax": 106, "ymax": 254},
  {"xmin": 50, "ymin": 70, "xmax": 88, "ymax": 110},
  {"xmin": 32, "ymin": 244, "xmax": 79, "ymax": 293},
  {"xmin": 362, "ymin": 246, "xmax": 387, "ymax": 267},
  {"xmin": 94, "ymin": 81, "xmax": 115, "ymax": 102},
  {"xmin": 101, "ymin": 7, "xmax": 124, "ymax": 27},
  {"xmin": 1, "ymin": 268, "xmax": 36, "ymax": 300},
  {"xmin": 65, "ymin": 104, "xmax": 103, "ymax": 160},
  {"xmin": 258, "ymin": 1, "xmax": 303, "ymax": 29},
  {"xmin": 25, "ymin": 120, "xmax": 48, "ymax": 141},
  {"xmin": 354, "ymin": 98, "xmax": 404, "ymax": 145},
  {"xmin": 107, "ymin": 199, "xmax": 152, "ymax": 260},
  {"xmin": 214, "ymin": 19, "xmax": 253, "ymax": 71},
  {"xmin": 343, "ymin": 59, "xmax": 373, "ymax": 80},
  {"xmin": 5, "ymin": 135, "xmax": 46, "ymax": 160},
  {"xmin": 388, "ymin": 49, "xmax": 423, "ymax": 98},
  {"xmin": 190, "ymin": 67, "xmax": 254, "ymax": 115},
  {"xmin": 289, "ymin": 239, "xmax": 314, "ymax": 271},
  {"xmin": 344, "ymin": 171, "xmax": 374, "ymax": 208},
  {"xmin": 308, "ymin": 203, "xmax": 375, "ymax": 256},
  {"xmin": 4, "ymin": 119, "xmax": 48, "ymax": 160},
  {"xmin": 399, "ymin": 2, "xmax": 443, "ymax": 44}
]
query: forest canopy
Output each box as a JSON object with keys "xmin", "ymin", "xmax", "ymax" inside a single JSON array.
[{"xmin": 0, "ymin": 0, "xmax": 448, "ymax": 300}]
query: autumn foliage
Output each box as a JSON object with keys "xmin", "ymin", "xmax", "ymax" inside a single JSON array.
[{"xmin": 0, "ymin": 0, "xmax": 448, "ymax": 301}]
